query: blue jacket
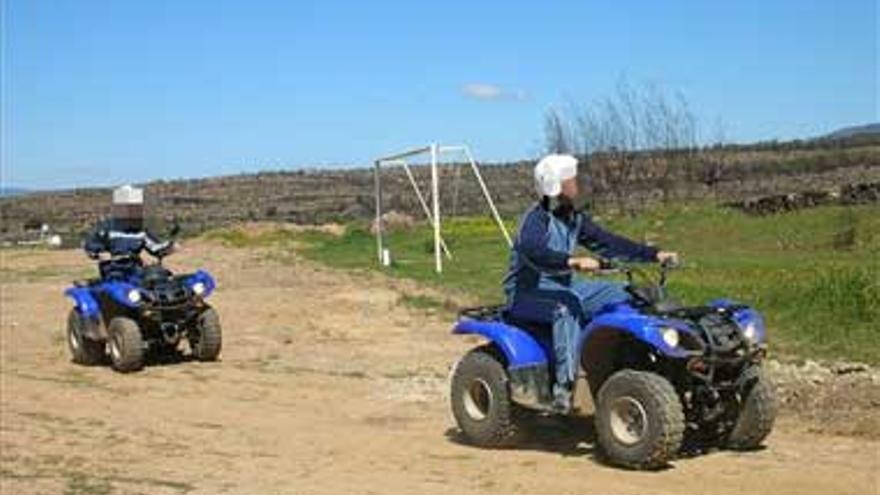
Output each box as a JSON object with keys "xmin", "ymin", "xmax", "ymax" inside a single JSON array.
[
  {"xmin": 504, "ymin": 201, "xmax": 658, "ymax": 294},
  {"xmin": 84, "ymin": 219, "xmax": 172, "ymax": 279},
  {"xmin": 84, "ymin": 219, "xmax": 170, "ymax": 258}
]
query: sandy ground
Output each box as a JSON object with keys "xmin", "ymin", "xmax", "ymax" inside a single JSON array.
[{"xmin": 1, "ymin": 241, "xmax": 878, "ymax": 495}]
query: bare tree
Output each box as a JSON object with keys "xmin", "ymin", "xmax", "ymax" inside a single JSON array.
[
  {"xmin": 544, "ymin": 80, "xmax": 699, "ymax": 212},
  {"xmin": 643, "ymin": 87, "xmax": 697, "ymax": 202},
  {"xmin": 543, "ymin": 108, "xmax": 574, "ymax": 155}
]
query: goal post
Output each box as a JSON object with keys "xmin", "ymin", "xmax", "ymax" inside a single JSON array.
[{"xmin": 373, "ymin": 143, "xmax": 512, "ymax": 274}]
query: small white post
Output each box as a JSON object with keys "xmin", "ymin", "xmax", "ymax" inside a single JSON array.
[
  {"xmin": 373, "ymin": 160, "xmax": 384, "ymax": 264},
  {"xmin": 430, "ymin": 143, "xmax": 442, "ymax": 274}
]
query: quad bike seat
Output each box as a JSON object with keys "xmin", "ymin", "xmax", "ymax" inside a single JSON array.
[
  {"xmin": 458, "ymin": 304, "xmax": 553, "ymax": 336},
  {"xmin": 458, "ymin": 305, "xmax": 506, "ymax": 321},
  {"xmin": 503, "ymin": 314, "xmax": 553, "ymax": 336}
]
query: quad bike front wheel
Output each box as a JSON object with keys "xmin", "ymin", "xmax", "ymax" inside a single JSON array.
[
  {"xmin": 66, "ymin": 309, "xmax": 105, "ymax": 365},
  {"xmin": 191, "ymin": 307, "xmax": 222, "ymax": 362},
  {"xmin": 595, "ymin": 370, "xmax": 684, "ymax": 469},
  {"xmin": 725, "ymin": 369, "xmax": 777, "ymax": 450},
  {"xmin": 107, "ymin": 316, "xmax": 145, "ymax": 373},
  {"xmin": 450, "ymin": 346, "xmax": 525, "ymax": 448}
]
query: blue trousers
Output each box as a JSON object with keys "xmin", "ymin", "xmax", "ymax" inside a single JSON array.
[{"xmin": 507, "ymin": 279, "xmax": 630, "ymax": 403}]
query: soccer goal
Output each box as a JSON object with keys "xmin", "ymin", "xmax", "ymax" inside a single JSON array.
[{"xmin": 373, "ymin": 143, "xmax": 512, "ymax": 274}]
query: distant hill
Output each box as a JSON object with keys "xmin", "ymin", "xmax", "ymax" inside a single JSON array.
[
  {"xmin": 1, "ymin": 138, "xmax": 878, "ymax": 243},
  {"xmin": 0, "ymin": 187, "xmax": 31, "ymax": 198},
  {"xmin": 823, "ymin": 123, "xmax": 880, "ymax": 140}
]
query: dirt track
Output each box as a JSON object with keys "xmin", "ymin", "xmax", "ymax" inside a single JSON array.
[{"xmin": 1, "ymin": 241, "xmax": 878, "ymax": 495}]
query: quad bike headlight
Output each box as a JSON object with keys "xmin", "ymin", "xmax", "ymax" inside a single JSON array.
[
  {"xmin": 127, "ymin": 289, "xmax": 142, "ymax": 304},
  {"xmin": 660, "ymin": 327, "xmax": 680, "ymax": 348},
  {"xmin": 743, "ymin": 322, "xmax": 757, "ymax": 343},
  {"xmin": 191, "ymin": 282, "xmax": 206, "ymax": 296}
]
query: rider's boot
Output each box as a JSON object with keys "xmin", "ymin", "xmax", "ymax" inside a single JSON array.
[{"xmin": 552, "ymin": 382, "xmax": 573, "ymax": 414}]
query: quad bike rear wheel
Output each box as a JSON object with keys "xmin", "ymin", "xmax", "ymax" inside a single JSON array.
[
  {"xmin": 595, "ymin": 370, "xmax": 684, "ymax": 469},
  {"xmin": 191, "ymin": 307, "xmax": 222, "ymax": 361},
  {"xmin": 725, "ymin": 370, "xmax": 777, "ymax": 450},
  {"xmin": 107, "ymin": 316, "xmax": 145, "ymax": 372},
  {"xmin": 66, "ymin": 309, "xmax": 105, "ymax": 365},
  {"xmin": 450, "ymin": 346, "xmax": 525, "ymax": 448}
]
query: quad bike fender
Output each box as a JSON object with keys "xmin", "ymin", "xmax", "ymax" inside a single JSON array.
[
  {"xmin": 185, "ymin": 269, "xmax": 216, "ymax": 298},
  {"xmin": 65, "ymin": 287, "xmax": 106, "ymax": 339},
  {"xmin": 103, "ymin": 280, "xmax": 144, "ymax": 309},
  {"xmin": 453, "ymin": 319, "xmax": 553, "ymax": 408},
  {"xmin": 582, "ymin": 308, "xmax": 694, "ymax": 359},
  {"xmin": 710, "ymin": 298, "xmax": 767, "ymax": 343},
  {"xmin": 64, "ymin": 287, "xmax": 101, "ymax": 319},
  {"xmin": 453, "ymin": 319, "xmax": 548, "ymax": 368}
]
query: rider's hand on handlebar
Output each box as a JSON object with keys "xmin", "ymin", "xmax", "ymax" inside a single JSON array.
[
  {"xmin": 656, "ymin": 251, "xmax": 679, "ymax": 266},
  {"xmin": 568, "ymin": 256, "xmax": 601, "ymax": 272},
  {"xmin": 155, "ymin": 242, "xmax": 176, "ymax": 258}
]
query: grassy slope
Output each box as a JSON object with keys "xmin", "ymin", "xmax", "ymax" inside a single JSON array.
[{"xmin": 206, "ymin": 204, "xmax": 880, "ymax": 364}]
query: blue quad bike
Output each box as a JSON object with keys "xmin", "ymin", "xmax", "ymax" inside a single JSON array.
[
  {"xmin": 64, "ymin": 233, "xmax": 221, "ymax": 373},
  {"xmin": 450, "ymin": 260, "xmax": 777, "ymax": 469}
]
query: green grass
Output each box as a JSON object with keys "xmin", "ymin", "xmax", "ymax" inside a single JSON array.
[{"xmin": 206, "ymin": 204, "xmax": 880, "ymax": 364}]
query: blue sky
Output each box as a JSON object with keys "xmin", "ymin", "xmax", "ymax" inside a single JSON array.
[{"xmin": 2, "ymin": 0, "xmax": 877, "ymax": 189}]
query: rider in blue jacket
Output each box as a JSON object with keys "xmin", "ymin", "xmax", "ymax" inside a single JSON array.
[
  {"xmin": 504, "ymin": 154, "xmax": 678, "ymax": 412},
  {"xmin": 83, "ymin": 185, "xmax": 173, "ymax": 280}
]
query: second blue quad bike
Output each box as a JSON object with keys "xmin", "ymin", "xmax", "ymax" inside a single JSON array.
[
  {"xmin": 450, "ymin": 260, "xmax": 777, "ymax": 469},
  {"xmin": 63, "ymin": 226, "xmax": 221, "ymax": 373}
]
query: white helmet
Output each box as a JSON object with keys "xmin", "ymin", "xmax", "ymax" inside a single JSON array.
[
  {"xmin": 111, "ymin": 185, "xmax": 145, "ymax": 229},
  {"xmin": 112, "ymin": 184, "xmax": 144, "ymax": 205},
  {"xmin": 534, "ymin": 154, "xmax": 578, "ymax": 197}
]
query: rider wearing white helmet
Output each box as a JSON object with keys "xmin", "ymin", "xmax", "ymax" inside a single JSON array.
[
  {"xmin": 504, "ymin": 154, "xmax": 678, "ymax": 412},
  {"xmin": 83, "ymin": 185, "xmax": 173, "ymax": 279}
]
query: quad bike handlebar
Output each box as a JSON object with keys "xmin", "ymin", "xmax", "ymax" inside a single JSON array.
[
  {"xmin": 152, "ymin": 242, "xmax": 176, "ymax": 264},
  {"xmin": 89, "ymin": 241, "xmax": 177, "ymax": 266},
  {"xmin": 88, "ymin": 216, "xmax": 181, "ymax": 264},
  {"xmin": 151, "ymin": 217, "xmax": 182, "ymax": 264},
  {"xmin": 594, "ymin": 258, "xmax": 683, "ymax": 308},
  {"xmin": 520, "ymin": 252, "xmax": 681, "ymax": 286},
  {"xmin": 460, "ymin": 257, "xmax": 683, "ymax": 321},
  {"xmin": 595, "ymin": 255, "xmax": 679, "ymax": 273},
  {"xmin": 577, "ymin": 258, "xmax": 683, "ymax": 309}
]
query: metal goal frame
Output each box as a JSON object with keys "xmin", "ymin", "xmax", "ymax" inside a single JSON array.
[{"xmin": 373, "ymin": 143, "xmax": 512, "ymax": 273}]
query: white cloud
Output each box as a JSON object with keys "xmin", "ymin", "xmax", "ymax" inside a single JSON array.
[{"xmin": 461, "ymin": 83, "xmax": 526, "ymax": 102}]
